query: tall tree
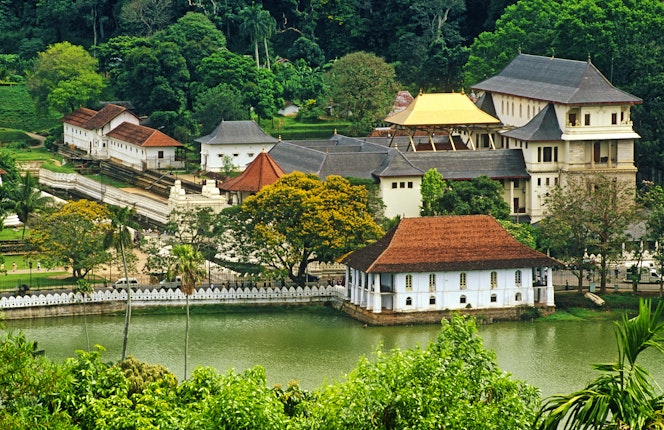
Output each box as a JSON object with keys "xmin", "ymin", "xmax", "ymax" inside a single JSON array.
[
  {"xmin": 27, "ymin": 42, "xmax": 105, "ymax": 115},
  {"xmin": 119, "ymin": 0, "xmax": 175, "ymax": 36},
  {"xmin": 172, "ymin": 243, "xmax": 205, "ymax": 379},
  {"xmin": 420, "ymin": 168, "xmax": 446, "ymax": 216},
  {"xmin": 437, "ymin": 176, "xmax": 510, "ymax": 219},
  {"xmin": 238, "ymin": 4, "xmax": 276, "ymax": 69},
  {"xmin": 223, "ymin": 172, "xmax": 383, "ymax": 286},
  {"xmin": 326, "ymin": 51, "xmax": 400, "ymax": 135},
  {"xmin": 535, "ymin": 299, "xmax": 664, "ymax": 430},
  {"xmin": 540, "ymin": 174, "xmax": 636, "ymax": 294},
  {"xmin": 104, "ymin": 205, "xmax": 138, "ymax": 361},
  {"xmin": 29, "ymin": 200, "xmax": 112, "ymax": 280},
  {"xmin": 9, "ymin": 173, "xmax": 52, "ymax": 239}
]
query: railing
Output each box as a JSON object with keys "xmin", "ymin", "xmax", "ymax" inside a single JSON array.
[{"xmin": 0, "ymin": 285, "xmax": 346, "ymax": 309}]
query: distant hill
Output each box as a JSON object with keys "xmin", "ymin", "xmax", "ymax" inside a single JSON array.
[{"xmin": 0, "ymin": 84, "xmax": 61, "ymax": 132}]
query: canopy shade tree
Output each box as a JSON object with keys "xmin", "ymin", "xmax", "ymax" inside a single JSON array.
[
  {"xmin": 222, "ymin": 172, "xmax": 383, "ymax": 286},
  {"xmin": 540, "ymin": 174, "xmax": 636, "ymax": 294},
  {"xmin": 326, "ymin": 51, "xmax": 400, "ymax": 136},
  {"xmin": 27, "ymin": 42, "xmax": 105, "ymax": 115},
  {"xmin": 29, "ymin": 199, "xmax": 113, "ymax": 279},
  {"xmin": 9, "ymin": 172, "xmax": 52, "ymax": 239}
]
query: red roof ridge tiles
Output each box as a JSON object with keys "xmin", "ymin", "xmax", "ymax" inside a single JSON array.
[
  {"xmin": 343, "ymin": 215, "xmax": 559, "ymax": 273},
  {"xmin": 219, "ymin": 151, "xmax": 285, "ymax": 193}
]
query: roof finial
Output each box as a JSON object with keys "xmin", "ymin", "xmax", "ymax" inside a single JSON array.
[
  {"xmin": 518, "ymin": 46, "xmax": 522, "ymax": 54},
  {"xmin": 419, "ymin": 88, "xmax": 423, "ymax": 96},
  {"xmin": 550, "ymin": 48, "xmax": 555, "ymax": 59},
  {"xmin": 262, "ymin": 146, "xmax": 266, "ymax": 153},
  {"xmin": 587, "ymin": 53, "xmax": 592, "ymax": 63},
  {"xmin": 334, "ymin": 128, "xmax": 337, "ymax": 135},
  {"xmin": 278, "ymin": 135, "xmax": 282, "ymax": 141}
]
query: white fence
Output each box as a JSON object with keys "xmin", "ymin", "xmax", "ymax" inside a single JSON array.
[{"xmin": 0, "ymin": 285, "xmax": 346, "ymax": 309}]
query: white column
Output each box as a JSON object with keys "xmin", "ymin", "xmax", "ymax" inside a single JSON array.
[
  {"xmin": 546, "ymin": 267, "xmax": 555, "ymax": 306},
  {"xmin": 373, "ymin": 273, "xmax": 382, "ymax": 313}
]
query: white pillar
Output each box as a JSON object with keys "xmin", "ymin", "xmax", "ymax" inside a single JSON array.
[
  {"xmin": 546, "ymin": 267, "xmax": 555, "ymax": 306},
  {"xmin": 373, "ymin": 273, "xmax": 382, "ymax": 313}
]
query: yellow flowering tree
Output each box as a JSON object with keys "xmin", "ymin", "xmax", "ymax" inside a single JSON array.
[
  {"xmin": 29, "ymin": 199, "xmax": 113, "ymax": 280},
  {"xmin": 225, "ymin": 172, "xmax": 383, "ymax": 286}
]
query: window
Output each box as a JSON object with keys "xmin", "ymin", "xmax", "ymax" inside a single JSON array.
[
  {"xmin": 400, "ymin": 182, "xmax": 405, "ymax": 188},
  {"xmin": 515, "ymin": 270, "xmax": 522, "ymax": 287},
  {"xmin": 233, "ymin": 153, "xmax": 239, "ymax": 157},
  {"xmin": 585, "ymin": 114, "xmax": 591, "ymax": 126},
  {"xmin": 247, "ymin": 153, "xmax": 254, "ymax": 157},
  {"xmin": 537, "ymin": 178, "xmax": 542, "ymax": 186},
  {"xmin": 407, "ymin": 182, "xmax": 413, "ymax": 188},
  {"xmin": 428, "ymin": 274, "xmax": 436, "ymax": 292},
  {"xmin": 545, "ymin": 177, "xmax": 550, "ymax": 186},
  {"xmin": 460, "ymin": 295, "xmax": 467, "ymax": 304},
  {"xmin": 460, "ymin": 272, "xmax": 467, "ymax": 290},
  {"xmin": 611, "ymin": 113, "xmax": 618, "ymax": 125},
  {"xmin": 490, "ymin": 271, "xmax": 497, "ymax": 289},
  {"xmin": 157, "ymin": 151, "xmax": 164, "ymax": 159},
  {"xmin": 391, "ymin": 182, "xmax": 397, "ymax": 189},
  {"xmin": 513, "ymin": 179, "xmax": 519, "ymax": 188},
  {"xmin": 405, "ymin": 274, "xmax": 412, "ymax": 291},
  {"xmin": 429, "ymin": 296, "xmax": 436, "ymax": 305},
  {"xmin": 406, "ymin": 297, "xmax": 412, "ymax": 306},
  {"xmin": 515, "ymin": 292, "xmax": 522, "ymax": 301},
  {"xmin": 490, "ymin": 294, "xmax": 497, "ymax": 303},
  {"xmin": 569, "ymin": 113, "xmax": 577, "ymax": 125}
]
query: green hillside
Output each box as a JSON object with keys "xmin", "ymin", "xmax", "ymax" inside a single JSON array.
[{"xmin": 0, "ymin": 84, "xmax": 61, "ymax": 132}]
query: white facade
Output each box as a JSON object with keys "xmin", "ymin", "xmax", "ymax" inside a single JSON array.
[
  {"xmin": 63, "ymin": 111, "xmax": 139, "ymax": 157},
  {"xmin": 378, "ymin": 175, "xmax": 422, "ymax": 218},
  {"xmin": 346, "ymin": 266, "xmax": 554, "ymax": 313},
  {"xmin": 201, "ymin": 142, "xmax": 275, "ymax": 172},
  {"xmin": 107, "ymin": 139, "xmax": 181, "ymax": 170}
]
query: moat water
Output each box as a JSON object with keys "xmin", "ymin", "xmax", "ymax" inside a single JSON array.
[{"xmin": 4, "ymin": 307, "xmax": 663, "ymax": 398}]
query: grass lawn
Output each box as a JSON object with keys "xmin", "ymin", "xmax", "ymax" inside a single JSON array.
[
  {"xmin": 0, "ymin": 128, "xmax": 40, "ymax": 145},
  {"xmin": 0, "ymin": 84, "xmax": 61, "ymax": 133},
  {"xmin": 258, "ymin": 116, "xmax": 351, "ymax": 140}
]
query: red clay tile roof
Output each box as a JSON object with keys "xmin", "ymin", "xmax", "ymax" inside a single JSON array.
[
  {"xmin": 219, "ymin": 151, "xmax": 285, "ymax": 192},
  {"xmin": 106, "ymin": 122, "xmax": 183, "ymax": 147},
  {"xmin": 62, "ymin": 104, "xmax": 136, "ymax": 130},
  {"xmin": 62, "ymin": 107, "xmax": 97, "ymax": 127},
  {"xmin": 342, "ymin": 215, "xmax": 559, "ymax": 273}
]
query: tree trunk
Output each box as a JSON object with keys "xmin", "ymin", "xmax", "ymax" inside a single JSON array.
[
  {"xmin": 254, "ymin": 39, "xmax": 260, "ymax": 68},
  {"xmin": 120, "ymin": 239, "xmax": 132, "ymax": 360},
  {"xmin": 577, "ymin": 268, "xmax": 584, "ymax": 294},
  {"xmin": 184, "ymin": 294, "xmax": 190, "ymax": 379}
]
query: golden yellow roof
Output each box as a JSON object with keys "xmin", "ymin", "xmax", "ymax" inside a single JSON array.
[{"xmin": 384, "ymin": 92, "xmax": 500, "ymax": 126}]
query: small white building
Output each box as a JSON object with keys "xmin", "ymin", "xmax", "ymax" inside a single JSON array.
[
  {"xmin": 341, "ymin": 215, "xmax": 558, "ymax": 314},
  {"xmin": 105, "ymin": 122, "xmax": 184, "ymax": 170},
  {"xmin": 196, "ymin": 120, "xmax": 279, "ymax": 172}
]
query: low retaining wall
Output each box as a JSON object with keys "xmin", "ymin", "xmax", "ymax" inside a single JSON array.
[
  {"xmin": 337, "ymin": 302, "xmax": 556, "ymax": 326},
  {"xmin": 0, "ymin": 285, "xmax": 346, "ymax": 320}
]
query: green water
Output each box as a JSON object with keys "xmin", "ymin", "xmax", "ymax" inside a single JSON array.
[{"xmin": 4, "ymin": 308, "xmax": 663, "ymax": 397}]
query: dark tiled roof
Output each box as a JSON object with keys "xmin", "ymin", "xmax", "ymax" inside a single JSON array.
[
  {"xmin": 342, "ymin": 215, "xmax": 559, "ymax": 273},
  {"xmin": 501, "ymin": 103, "xmax": 562, "ymax": 141},
  {"xmin": 319, "ymin": 153, "xmax": 390, "ymax": 180},
  {"xmin": 268, "ymin": 141, "xmax": 327, "ymax": 174},
  {"xmin": 472, "ymin": 54, "xmax": 642, "ymax": 105},
  {"xmin": 84, "ymin": 104, "xmax": 130, "ymax": 129},
  {"xmin": 404, "ymin": 149, "xmax": 529, "ymax": 180},
  {"xmin": 373, "ymin": 150, "xmax": 424, "ymax": 177},
  {"xmin": 62, "ymin": 107, "xmax": 97, "ymax": 127},
  {"xmin": 106, "ymin": 122, "xmax": 183, "ymax": 147},
  {"xmin": 195, "ymin": 120, "xmax": 278, "ymax": 145},
  {"xmin": 475, "ymin": 92, "xmax": 498, "ymax": 118},
  {"xmin": 219, "ymin": 151, "xmax": 285, "ymax": 192}
]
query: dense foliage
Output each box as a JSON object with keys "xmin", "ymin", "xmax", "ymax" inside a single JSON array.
[{"xmin": 0, "ymin": 314, "xmax": 540, "ymax": 429}]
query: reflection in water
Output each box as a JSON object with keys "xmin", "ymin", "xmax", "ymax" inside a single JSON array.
[{"xmin": 5, "ymin": 310, "xmax": 663, "ymax": 397}]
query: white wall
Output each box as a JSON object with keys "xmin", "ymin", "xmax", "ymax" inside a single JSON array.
[
  {"xmin": 379, "ymin": 176, "xmax": 422, "ymax": 218},
  {"xmin": 202, "ymin": 143, "xmax": 275, "ymax": 172}
]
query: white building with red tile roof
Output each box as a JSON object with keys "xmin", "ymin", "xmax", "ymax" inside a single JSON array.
[
  {"xmin": 62, "ymin": 104, "xmax": 184, "ymax": 170},
  {"xmin": 342, "ymin": 215, "xmax": 559, "ymax": 314}
]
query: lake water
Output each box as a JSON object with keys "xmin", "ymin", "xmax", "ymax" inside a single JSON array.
[{"xmin": 4, "ymin": 307, "xmax": 663, "ymax": 398}]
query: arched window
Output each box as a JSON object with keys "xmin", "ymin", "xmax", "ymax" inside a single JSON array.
[
  {"xmin": 429, "ymin": 295, "xmax": 436, "ymax": 305},
  {"xmin": 429, "ymin": 273, "xmax": 436, "ymax": 292},
  {"xmin": 515, "ymin": 270, "xmax": 522, "ymax": 287},
  {"xmin": 460, "ymin": 295, "xmax": 467, "ymax": 304},
  {"xmin": 406, "ymin": 296, "xmax": 412, "ymax": 306},
  {"xmin": 490, "ymin": 271, "xmax": 498, "ymax": 289},
  {"xmin": 405, "ymin": 274, "xmax": 413, "ymax": 291},
  {"xmin": 490, "ymin": 294, "xmax": 497, "ymax": 303},
  {"xmin": 515, "ymin": 292, "xmax": 522, "ymax": 301},
  {"xmin": 460, "ymin": 272, "xmax": 467, "ymax": 290}
]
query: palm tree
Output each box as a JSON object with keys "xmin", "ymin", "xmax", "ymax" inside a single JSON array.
[
  {"xmin": 10, "ymin": 173, "xmax": 52, "ymax": 239},
  {"xmin": 104, "ymin": 205, "xmax": 137, "ymax": 360},
  {"xmin": 172, "ymin": 244, "xmax": 205, "ymax": 379},
  {"xmin": 73, "ymin": 278, "xmax": 94, "ymax": 351},
  {"xmin": 239, "ymin": 3, "xmax": 276, "ymax": 69},
  {"xmin": 535, "ymin": 299, "xmax": 664, "ymax": 429}
]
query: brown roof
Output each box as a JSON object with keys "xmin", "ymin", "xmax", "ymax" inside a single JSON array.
[
  {"xmin": 62, "ymin": 107, "xmax": 97, "ymax": 127},
  {"xmin": 106, "ymin": 122, "xmax": 183, "ymax": 147},
  {"xmin": 62, "ymin": 104, "xmax": 136, "ymax": 130},
  {"xmin": 342, "ymin": 215, "xmax": 559, "ymax": 273},
  {"xmin": 219, "ymin": 151, "xmax": 285, "ymax": 192}
]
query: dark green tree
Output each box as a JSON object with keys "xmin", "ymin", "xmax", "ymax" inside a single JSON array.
[
  {"xmin": 193, "ymin": 84, "xmax": 250, "ymax": 134},
  {"xmin": 238, "ymin": 3, "xmax": 277, "ymax": 69},
  {"xmin": 437, "ymin": 176, "xmax": 510, "ymax": 220}
]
